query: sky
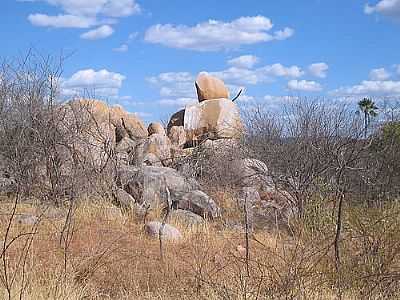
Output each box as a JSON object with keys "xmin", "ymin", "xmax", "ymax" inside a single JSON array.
[{"xmin": 1, "ymin": 0, "xmax": 400, "ymax": 123}]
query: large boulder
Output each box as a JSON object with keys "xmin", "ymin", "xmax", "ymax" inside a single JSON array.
[
  {"xmin": 148, "ymin": 122, "xmax": 166, "ymax": 136},
  {"xmin": 167, "ymin": 109, "xmax": 185, "ymax": 133},
  {"xmin": 65, "ymin": 99, "xmax": 147, "ymax": 141},
  {"xmin": 117, "ymin": 165, "xmax": 200, "ymax": 208},
  {"xmin": 184, "ymin": 98, "xmax": 243, "ymax": 142},
  {"xmin": 167, "ymin": 74, "xmax": 243, "ymax": 144},
  {"xmin": 144, "ymin": 221, "xmax": 183, "ymax": 241},
  {"xmin": 195, "ymin": 73, "xmax": 230, "ymax": 102},
  {"xmin": 177, "ymin": 190, "xmax": 220, "ymax": 219},
  {"xmin": 60, "ymin": 99, "xmax": 147, "ymax": 167}
]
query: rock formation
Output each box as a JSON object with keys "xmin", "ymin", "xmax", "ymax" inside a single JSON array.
[{"xmin": 167, "ymin": 73, "xmax": 243, "ymax": 145}]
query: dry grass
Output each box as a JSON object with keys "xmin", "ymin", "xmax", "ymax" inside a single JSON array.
[{"xmin": 0, "ymin": 196, "xmax": 399, "ymax": 299}]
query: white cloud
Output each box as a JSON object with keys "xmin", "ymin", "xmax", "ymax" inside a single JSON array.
[
  {"xmin": 144, "ymin": 16, "xmax": 294, "ymax": 51},
  {"xmin": 147, "ymin": 72, "xmax": 195, "ymax": 99},
  {"xmin": 212, "ymin": 63, "xmax": 304, "ymax": 85},
  {"xmin": 27, "ymin": 0, "xmax": 140, "ymax": 29},
  {"xmin": 113, "ymin": 44, "xmax": 128, "ymax": 52},
  {"xmin": 369, "ymin": 67, "xmax": 391, "ymax": 80},
  {"xmin": 365, "ymin": 0, "xmax": 400, "ymax": 19},
  {"xmin": 61, "ymin": 69, "xmax": 126, "ymax": 98},
  {"xmin": 273, "ymin": 27, "xmax": 295, "ymax": 40},
  {"xmin": 80, "ymin": 25, "xmax": 114, "ymax": 40},
  {"xmin": 148, "ymin": 62, "xmax": 305, "ymax": 101},
  {"xmin": 332, "ymin": 80, "xmax": 400, "ymax": 96},
  {"xmin": 228, "ymin": 55, "xmax": 260, "ymax": 69},
  {"xmin": 288, "ymin": 80, "xmax": 323, "ymax": 92},
  {"xmin": 308, "ymin": 62, "xmax": 329, "ymax": 78},
  {"xmin": 396, "ymin": 65, "xmax": 400, "ymax": 75},
  {"xmin": 28, "ymin": 13, "xmax": 95, "ymax": 28},
  {"xmin": 34, "ymin": 0, "xmax": 140, "ymax": 18}
]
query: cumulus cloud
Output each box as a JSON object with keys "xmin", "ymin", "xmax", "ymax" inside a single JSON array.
[
  {"xmin": 369, "ymin": 67, "xmax": 391, "ymax": 80},
  {"xmin": 308, "ymin": 63, "xmax": 329, "ymax": 78},
  {"xmin": 148, "ymin": 61, "xmax": 306, "ymax": 102},
  {"xmin": 365, "ymin": 0, "xmax": 400, "ymax": 19},
  {"xmin": 27, "ymin": 0, "xmax": 140, "ymax": 29},
  {"xmin": 113, "ymin": 44, "xmax": 129, "ymax": 52},
  {"xmin": 147, "ymin": 72, "xmax": 196, "ymax": 99},
  {"xmin": 396, "ymin": 65, "xmax": 400, "ymax": 75},
  {"xmin": 81, "ymin": 25, "xmax": 114, "ymax": 40},
  {"xmin": 28, "ymin": 13, "xmax": 95, "ymax": 28},
  {"xmin": 273, "ymin": 27, "xmax": 295, "ymax": 40},
  {"xmin": 287, "ymin": 80, "xmax": 323, "ymax": 92},
  {"xmin": 228, "ymin": 55, "xmax": 260, "ymax": 69},
  {"xmin": 80, "ymin": 25, "xmax": 114, "ymax": 40},
  {"xmin": 144, "ymin": 16, "xmax": 294, "ymax": 51},
  {"xmin": 212, "ymin": 63, "xmax": 304, "ymax": 85},
  {"xmin": 332, "ymin": 80, "xmax": 400, "ymax": 96},
  {"xmin": 61, "ymin": 69, "xmax": 126, "ymax": 98}
]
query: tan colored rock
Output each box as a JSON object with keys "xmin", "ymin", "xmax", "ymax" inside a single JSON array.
[
  {"xmin": 60, "ymin": 99, "xmax": 147, "ymax": 166},
  {"xmin": 148, "ymin": 122, "xmax": 166, "ymax": 136},
  {"xmin": 195, "ymin": 73, "xmax": 230, "ymax": 102},
  {"xmin": 109, "ymin": 105, "xmax": 147, "ymax": 140},
  {"xmin": 168, "ymin": 126, "xmax": 186, "ymax": 148},
  {"xmin": 66, "ymin": 99, "xmax": 147, "ymax": 140},
  {"xmin": 143, "ymin": 133, "xmax": 172, "ymax": 166},
  {"xmin": 184, "ymin": 98, "xmax": 243, "ymax": 141}
]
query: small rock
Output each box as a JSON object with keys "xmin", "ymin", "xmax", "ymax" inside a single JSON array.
[
  {"xmin": 15, "ymin": 214, "xmax": 39, "ymax": 225},
  {"xmin": 171, "ymin": 209, "xmax": 204, "ymax": 226},
  {"xmin": 144, "ymin": 221, "xmax": 183, "ymax": 241},
  {"xmin": 178, "ymin": 190, "xmax": 220, "ymax": 219}
]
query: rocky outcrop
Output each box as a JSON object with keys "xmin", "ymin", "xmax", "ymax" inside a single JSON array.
[
  {"xmin": 167, "ymin": 73, "xmax": 243, "ymax": 146},
  {"xmin": 184, "ymin": 98, "xmax": 243, "ymax": 141}
]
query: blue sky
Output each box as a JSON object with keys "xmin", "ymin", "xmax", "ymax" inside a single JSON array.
[{"xmin": 1, "ymin": 0, "xmax": 400, "ymax": 122}]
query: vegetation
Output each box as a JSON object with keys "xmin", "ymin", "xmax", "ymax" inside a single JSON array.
[{"xmin": 1, "ymin": 54, "xmax": 400, "ymax": 299}]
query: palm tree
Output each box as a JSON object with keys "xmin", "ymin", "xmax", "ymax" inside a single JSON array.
[{"xmin": 358, "ymin": 98, "xmax": 378, "ymax": 138}]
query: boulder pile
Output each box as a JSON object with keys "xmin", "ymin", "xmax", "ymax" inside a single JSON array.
[{"xmin": 0, "ymin": 73, "xmax": 295, "ymax": 235}]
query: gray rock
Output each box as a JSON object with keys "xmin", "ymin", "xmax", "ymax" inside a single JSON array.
[
  {"xmin": 171, "ymin": 209, "xmax": 204, "ymax": 226},
  {"xmin": 143, "ymin": 153, "xmax": 163, "ymax": 167},
  {"xmin": 117, "ymin": 165, "xmax": 200, "ymax": 209},
  {"xmin": 15, "ymin": 214, "xmax": 39, "ymax": 225},
  {"xmin": 178, "ymin": 190, "xmax": 220, "ymax": 219},
  {"xmin": 0, "ymin": 177, "xmax": 15, "ymax": 195},
  {"xmin": 144, "ymin": 221, "xmax": 183, "ymax": 241},
  {"xmin": 232, "ymin": 158, "xmax": 275, "ymax": 192},
  {"xmin": 238, "ymin": 187, "xmax": 261, "ymax": 204},
  {"xmin": 113, "ymin": 187, "xmax": 136, "ymax": 209}
]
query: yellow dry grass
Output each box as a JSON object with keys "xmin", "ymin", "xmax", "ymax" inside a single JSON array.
[{"xmin": 0, "ymin": 196, "xmax": 397, "ymax": 299}]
